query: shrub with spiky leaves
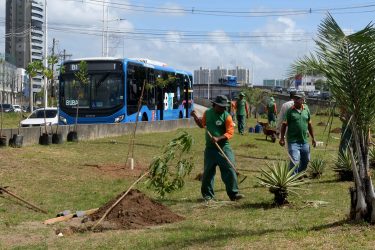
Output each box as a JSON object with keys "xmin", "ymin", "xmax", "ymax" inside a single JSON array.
[
  {"xmin": 146, "ymin": 131, "xmax": 194, "ymax": 198},
  {"xmin": 333, "ymin": 149, "xmax": 355, "ymax": 181},
  {"xmin": 308, "ymin": 158, "xmax": 326, "ymax": 179},
  {"xmin": 256, "ymin": 161, "xmax": 306, "ymax": 205}
]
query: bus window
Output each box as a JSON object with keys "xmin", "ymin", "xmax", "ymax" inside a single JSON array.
[{"xmin": 91, "ymin": 73, "xmax": 123, "ymax": 109}]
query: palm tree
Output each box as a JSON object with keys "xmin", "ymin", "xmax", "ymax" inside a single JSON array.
[{"xmin": 290, "ymin": 14, "xmax": 375, "ymax": 222}]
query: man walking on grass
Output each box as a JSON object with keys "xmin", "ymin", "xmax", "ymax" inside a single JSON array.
[
  {"xmin": 235, "ymin": 92, "xmax": 249, "ymax": 135},
  {"xmin": 266, "ymin": 96, "xmax": 277, "ymax": 127},
  {"xmin": 279, "ymin": 92, "xmax": 316, "ymax": 173},
  {"xmin": 191, "ymin": 95, "xmax": 244, "ymax": 201}
]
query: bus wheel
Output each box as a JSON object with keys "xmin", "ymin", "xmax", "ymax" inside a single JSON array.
[
  {"xmin": 179, "ymin": 111, "xmax": 183, "ymax": 119},
  {"xmin": 142, "ymin": 113, "xmax": 148, "ymax": 121}
]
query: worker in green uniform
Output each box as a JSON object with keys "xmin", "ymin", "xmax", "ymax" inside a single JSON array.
[
  {"xmin": 235, "ymin": 92, "xmax": 249, "ymax": 135},
  {"xmin": 267, "ymin": 96, "xmax": 277, "ymax": 127},
  {"xmin": 191, "ymin": 95, "xmax": 244, "ymax": 201}
]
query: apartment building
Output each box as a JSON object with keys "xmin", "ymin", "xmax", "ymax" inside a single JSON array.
[{"xmin": 5, "ymin": 0, "xmax": 45, "ymax": 92}]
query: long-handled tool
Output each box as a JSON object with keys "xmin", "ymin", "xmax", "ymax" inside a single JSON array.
[
  {"xmin": 206, "ymin": 131, "xmax": 247, "ymax": 184},
  {"xmin": 43, "ymin": 208, "xmax": 98, "ymax": 225},
  {"xmin": 0, "ymin": 186, "xmax": 47, "ymax": 214}
]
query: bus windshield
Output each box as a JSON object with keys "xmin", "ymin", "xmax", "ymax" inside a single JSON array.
[{"xmin": 62, "ymin": 72, "xmax": 124, "ymax": 109}]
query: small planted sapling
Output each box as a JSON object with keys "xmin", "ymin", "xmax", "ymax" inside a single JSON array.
[
  {"xmin": 92, "ymin": 131, "xmax": 194, "ymax": 229},
  {"xmin": 67, "ymin": 61, "xmax": 89, "ymax": 142},
  {"xmin": 146, "ymin": 131, "xmax": 194, "ymax": 198},
  {"xmin": 256, "ymin": 161, "xmax": 306, "ymax": 205},
  {"xmin": 308, "ymin": 158, "xmax": 326, "ymax": 179}
]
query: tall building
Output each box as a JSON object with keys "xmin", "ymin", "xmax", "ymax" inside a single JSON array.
[
  {"xmin": 228, "ymin": 66, "xmax": 250, "ymax": 85},
  {"xmin": 210, "ymin": 66, "xmax": 227, "ymax": 86},
  {"xmin": 5, "ymin": 0, "xmax": 45, "ymax": 92},
  {"xmin": 193, "ymin": 67, "xmax": 210, "ymax": 86},
  {"xmin": 194, "ymin": 66, "xmax": 251, "ymax": 86}
]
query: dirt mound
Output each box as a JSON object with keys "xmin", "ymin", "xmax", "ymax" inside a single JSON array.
[
  {"xmin": 330, "ymin": 127, "xmax": 342, "ymax": 133},
  {"xmin": 86, "ymin": 189, "xmax": 183, "ymax": 230}
]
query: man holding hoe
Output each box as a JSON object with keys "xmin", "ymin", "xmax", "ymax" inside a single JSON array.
[{"xmin": 191, "ymin": 95, "xmax": 244, "ymax": 201}]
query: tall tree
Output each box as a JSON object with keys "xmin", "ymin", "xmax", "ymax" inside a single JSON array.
[{"xmin": 290, "ymin": 14, "xmax": 375, "ymax": 222}]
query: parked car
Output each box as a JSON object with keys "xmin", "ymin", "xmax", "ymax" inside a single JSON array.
[
  {"xmin": 307, "ymin": 90, "xmax": 321, "ymax": 98},
  {"xmin": 20, "ymin": 107, "xmax": 58, "ymax": 127},
  {"xmin": 272, "ymin": 86, "xmax": 283, "ymax": 93},
  {"xmin": 320, "ymin": 91, "xmax": 331, "ymax": 100},
  {"xmin": 296, "ymin": 89, "xmax": 305, "ymax": 96},
  {"xmin": 0, "ymin": 104, "xmax": 15, "ymax": 112},
  {"xmin": 287, "ymin": 87, "xmax": 296, "ymax": 94},
  {"xmin": 12, "ymin": 104, "xmax": 22, "ymax": 112}
]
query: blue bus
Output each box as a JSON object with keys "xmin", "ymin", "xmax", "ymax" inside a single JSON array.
[{"xmin": 59, "ymin": 58, "xmax": 193, "ymax": 124}]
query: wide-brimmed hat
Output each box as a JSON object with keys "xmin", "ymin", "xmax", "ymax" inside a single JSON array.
[
  {"xmin": 239, "ymin": 92, "xmax": 245, "ymax": 97},
  {"xmin": 211, "ymin": 95, "xmax": 230, "ymax": 107}
]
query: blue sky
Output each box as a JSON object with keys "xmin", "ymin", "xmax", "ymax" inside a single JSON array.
[{"xmin": 1, "ymin": 0, "xmax": 375, "ymax": 84}]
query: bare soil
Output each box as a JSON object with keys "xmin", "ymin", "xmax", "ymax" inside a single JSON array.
[
  {"xmin": 63, "ymin": 189, "xmax": 183, "ymax": 233},
  {"xmin": 330, "ymin": 127, "xmax": 342, "ymax": 133},
  {"xmin": 241, "ymin": 143, "xmax": 258, "ymax": 148}
]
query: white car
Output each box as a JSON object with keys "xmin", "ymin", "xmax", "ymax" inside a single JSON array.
[
  {"xmin": 12, "ymin": 105, "xmax": 22, "ymax": 112},
  {"xmin": 287, "ymin": 87, "xmax": 296, "ymax": 94},
  {"xmin": 20, "ymin": 108, "xmax": 58, "ymax": 127}
]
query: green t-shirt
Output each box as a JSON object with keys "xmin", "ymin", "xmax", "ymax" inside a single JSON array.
[
  {"xmin": 236, "ymin": 99, "xmax": 247, "ymax": 116},
  {"xmin": 205, "ymin": 108, "xmax": 230, "ymax": 148},
  {"xmin": 285, "ymin": 106, "xmax": 310, "ymax": 143},
  {"xmin": 268, "ymin": 101, "xmax": 276, "ymax": 114}
]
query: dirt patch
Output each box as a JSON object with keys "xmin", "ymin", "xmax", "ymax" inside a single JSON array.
[
  {"xmin": 62, "ymin": 189, "xmax": 183, "ymax": 233},
  {"xmin": 241, "ymin": 143, "xmax": 258, "ymax": 148},
  {"xmin": 317, "ymin": 121, "xmax": 328, "ymax": 126},
  {"xmin": 84, "ymin": 163, "xmax": 149, "ymax": 178},
  {"xmin": 330, "ymin": 127, "xmax": 342, "ymax": 133}
]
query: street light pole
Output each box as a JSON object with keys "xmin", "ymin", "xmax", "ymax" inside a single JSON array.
[
  {"xmin": 102, "ymin": 0, "xmax": 105, "ymax": 57},
  {"xmin": 105, "ymin": 18, "xmax": 126, "ymax": 57},
  {"xmin": 43, "ymin": 0, "xmax": 48, "ymax": 108}
]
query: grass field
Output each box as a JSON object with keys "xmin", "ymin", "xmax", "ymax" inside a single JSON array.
[
  {"xmin": 0, "ymin": 112, "xmax": 27, "ymax": 129},
  {"xmin": 1, "ymin": 115, "xmax": 374, "ymax": 249}
]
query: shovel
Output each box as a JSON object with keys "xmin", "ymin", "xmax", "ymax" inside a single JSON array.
[{"xmin": 206, "ymin": 131, "xmax": 247, "ymax": 184}]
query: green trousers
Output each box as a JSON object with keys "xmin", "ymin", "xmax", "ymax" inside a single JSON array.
[
  {"xmin": 201, "ymin": 146, "xmax": 239, "ymax": 200},
  {"xmin": 237, "ymin": 114, "xmax": 245, "ymax": 134}
]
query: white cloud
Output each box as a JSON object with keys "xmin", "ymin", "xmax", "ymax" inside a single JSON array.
[{"xmin": 0, "ymin": 0, "xmax": 315, "ymax": 84}]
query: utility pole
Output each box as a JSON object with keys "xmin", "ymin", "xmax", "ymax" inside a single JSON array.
[
  {"xmin": 29, "ymin": 25, "xmax": 33, "ymax": 112},
  {"xmin": 43, "ymin": 0, "xmax": 48, "ymax": 108},
  {"xmin": 62, "ymin": 49, "xmax": 72, "ymax": 62},
  {"xmin": 50, "ymin": 38, "xmax": 55, "ymax": 99},
  {"xmin": 102, "ymin": 0, "xmax": 105, "ymax": 57}
]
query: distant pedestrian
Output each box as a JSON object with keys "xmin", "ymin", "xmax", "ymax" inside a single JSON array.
[
  {"xmin": 191, "ymin": 95, "xmax": 244, "ymax": 201},
  {"xmin": 266, "ymin": 97, "xmax": 277, "ymax": 127},
  {"xmin": 235, "ymin": 92, "xmax": 249, "ymax": 135},
  {"xmin": 279, "ymin": 92, "xmax": 316, "ymax": 173}
]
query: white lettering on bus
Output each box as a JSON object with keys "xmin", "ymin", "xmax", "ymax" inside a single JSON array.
[
  {"xmin": 70, "ymin": 64, "xmax": 78, "ymax": 71},
  {"xmin": 66, "ymin": 99, "xmax": 78, "ymax": 106}
]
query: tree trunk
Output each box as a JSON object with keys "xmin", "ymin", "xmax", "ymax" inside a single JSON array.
[{"xmin": 349, "ymin": 125, "xmax": 375, "ymax": 223}]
